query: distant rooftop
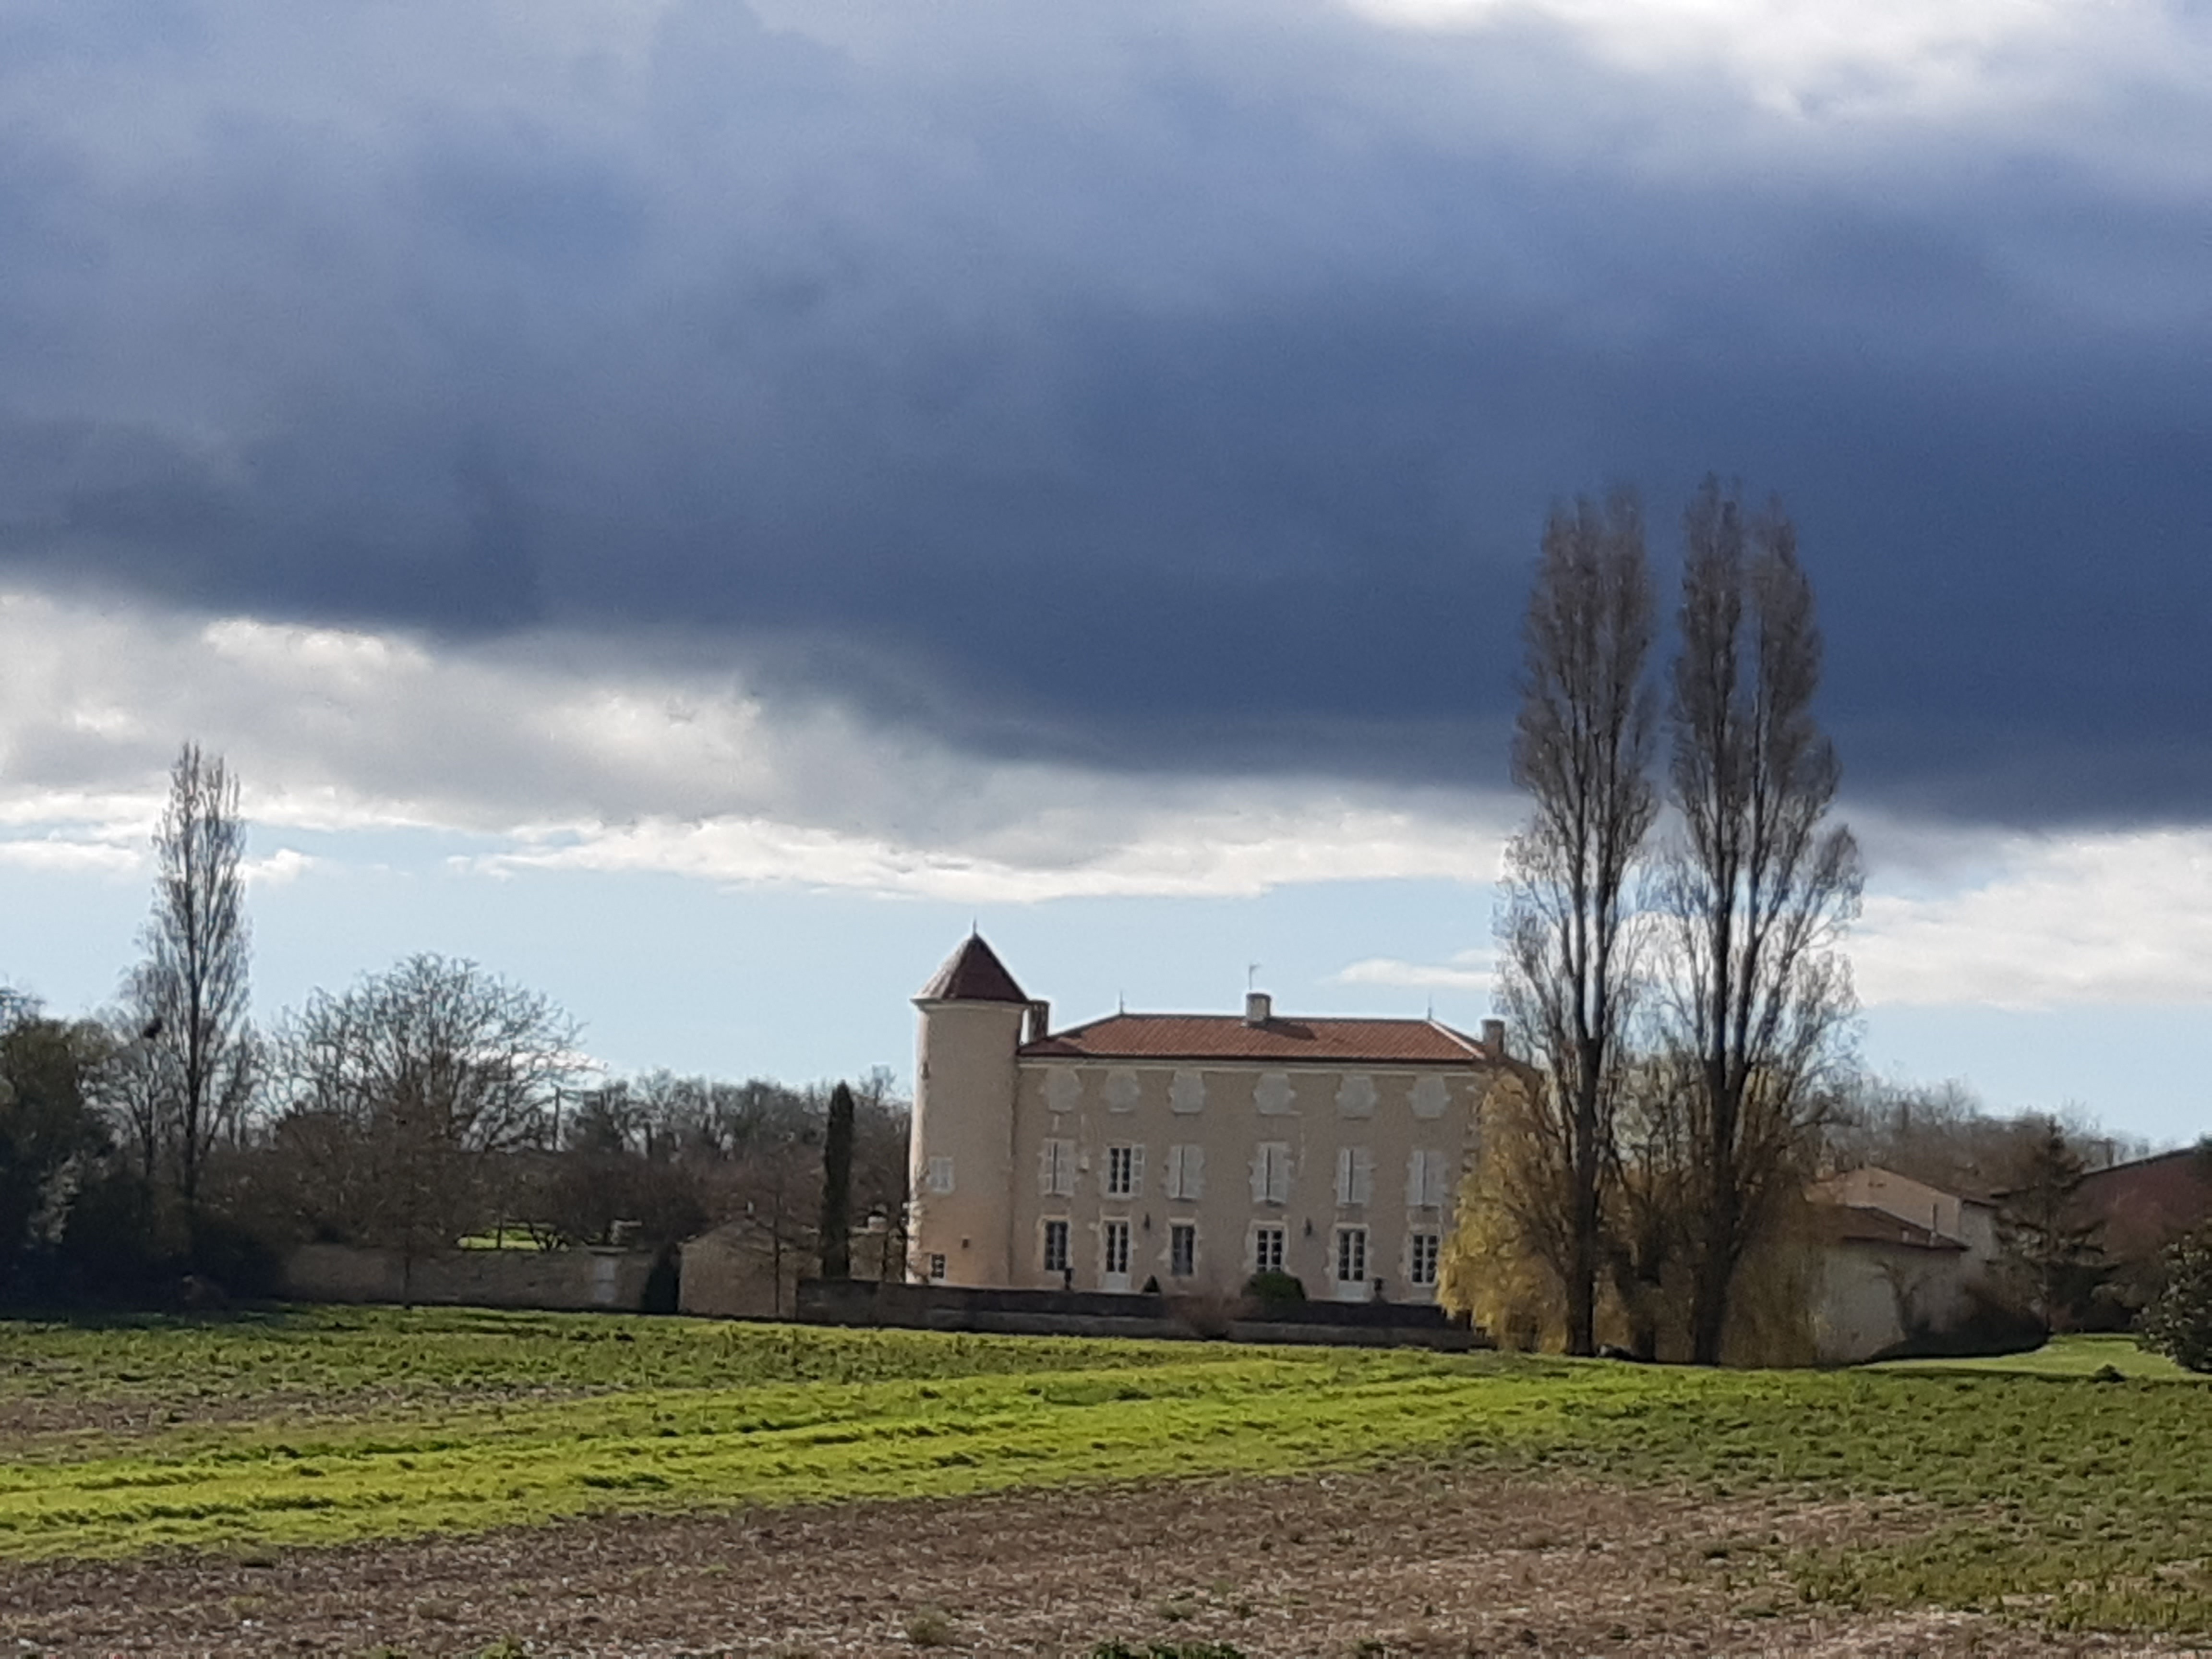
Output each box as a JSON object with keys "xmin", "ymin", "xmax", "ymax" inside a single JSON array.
[
  {"xmin": 1813, "ymin": 1203, "xmax": 1967, "ymax": 1253},
  {"xmin": 1021, "ymin": 1012, "xmax": 1492, "ymax": 1067}
]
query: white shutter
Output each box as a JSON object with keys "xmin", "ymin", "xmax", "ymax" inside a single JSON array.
[
  {"xmin": 1043, "ymin": 1139, "xmax": 1074, "ymax": 1197},
  {"xmin": 1040, "ymin": 1141, "xmax": 1058, "ymax": 1195},
  {"xmin": 1128, "ymin": 1143, "xmax": 1145, "ymax": 1196},
  {"xmin": 1180, "ymin": 1145, "xmax": 1204, "ymax": 1201},
  {"xmin": 1408, "ymin": 1148, "xmax": 1449, "ymax": 1208},
  {"xmin": 1255, "ymin": 1142, "xmax": 1291, "ymax": 1204},
  {"xmin": 1335, "ymin": 1147, "xmax": 1354, "ymax": 1205},
  {"xmin": 1352, "ymin": 1147, "xmax": 1374, "ymax": 1205}
]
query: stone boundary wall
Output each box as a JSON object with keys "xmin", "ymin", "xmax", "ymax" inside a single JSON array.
[
  {"xmin": 282, "ymin": 1243, "xmax": 661, "ymax": 1312},
  {"xmin": 794, "ymin": 1278, "xmax": 1486, "ymax": 1351}
]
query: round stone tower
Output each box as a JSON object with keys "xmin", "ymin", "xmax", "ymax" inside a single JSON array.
[{"xmin": 909, "ymin": 933, "xmax": 1032, "ymax": 1286}]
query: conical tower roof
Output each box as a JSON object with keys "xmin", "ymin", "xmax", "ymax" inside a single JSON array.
[{"xmin": 915, "ymin": 933, "xmax": 1029, "ymax": 1004}]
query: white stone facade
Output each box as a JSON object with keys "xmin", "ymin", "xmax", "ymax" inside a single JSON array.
[{"xmin": 908, "ymin": 936, "xmax": 1502, "ymax": 1303}]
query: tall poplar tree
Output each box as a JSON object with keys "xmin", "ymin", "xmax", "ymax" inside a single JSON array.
[
  {"xmin": 1494, "ymin": 489, "xmax": 1659, "ymax": 1356},
  {"xmin": 1659, "ymin": 481, "xmax": 1862, "ymax": 1366},
  {"xmin": 129, "ymin": 744, "xmax": 256, "ymax": 1208}
]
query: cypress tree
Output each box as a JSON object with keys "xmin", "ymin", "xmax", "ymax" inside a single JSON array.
[{"xmin": 818, "ymin": 1082, "xmax": 855, "ymax": 1279}]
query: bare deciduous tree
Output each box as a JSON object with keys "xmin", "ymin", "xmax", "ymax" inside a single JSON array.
[
  {"xmin": 1494, "ymin": 489, "xmax": 1659, "ymax": 1356},
  {"xmin": 269, "ymin": 954, "xmax": 580, "ymax": 1284},
  {"xmin": 128, "ymin": 744, "xmax": 256, "ymax": 1208},
  {"xmin": 1658, "ymin": 480, "xmax": 1862, "ymax": 1366}
]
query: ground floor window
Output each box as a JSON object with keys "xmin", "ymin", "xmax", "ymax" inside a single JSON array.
[
  {"xmin": 1170, "ymin": 1222, "xmax": 1197, "ymax": 1278},
  {"xmin": 1334, "ymin": 1225, "xmax": 1368, "ymax": 1286},
  {"xmin": 1408, "ymin": 1229, "xmax": 1440, "ymax": 1286},
  {"xmin": 1043, "ymin": 1218, "xmax": 1070, "ymax": 1274},
  {"xmin": 1254, "ymin": 1224, "xmax": 1286, "ymax": 1274},
  {"xmin": 927, "ymin": 1252, "xmax": 948, "ymax": 1281},
  {"xmin": 1103, "ymin": 1218, "xmax": 1131, "ymax": 1277}
]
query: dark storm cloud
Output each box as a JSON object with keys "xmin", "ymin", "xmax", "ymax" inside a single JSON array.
[{"xmin": 0, "ymin": 0, "xmax": 2207, "ymax": 825}]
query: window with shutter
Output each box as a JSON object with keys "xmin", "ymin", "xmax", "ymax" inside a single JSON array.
[
  {"xmin": 926, "ymin": 1156, "xmax": 954, "ymax": 1195},
  {"xmin": 1408, "ymin": 1148, "xmax": 1450, "ymax": 1208},
  {"xmin": 1422, "ymin": 1149, "xmax": 1451, "ymax": 1208},
  {"xmin": 1041, "ymin": 1139, "xmax": 1077, "ymax": 1196},
  {"xmin": 1336, "ymin": 1146, "xmax": 1373, "ymax": 1206},
  {"xmin": 1253, "ymin": 1142, "xmax": 1291, "ymax": 1205},
  {"xmin": 1166, "ymin": 1144, "xmax": 1205, "ymax": 1201}
]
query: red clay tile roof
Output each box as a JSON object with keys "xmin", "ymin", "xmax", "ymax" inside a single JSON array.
[
  {"xmin": 1020, "ymin": 1012, "xmax": 1491, "ymax": 1066},
  {"xmin": 915, "ymin": 935, "xmax": 1030, "ymax": 1005},
  {"xmin": 1813, "ymin": 1203, "xmax": 1966, "ymax": 1252}
]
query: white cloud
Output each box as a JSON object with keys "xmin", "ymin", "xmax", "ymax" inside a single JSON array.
[
  {"xmin": 0, "ymin": 587, "xmax": 1514, "ymax": 902},
  {"xmin": 1334, "ymin": 950, "xmax": 1494, "ymax": 992},
  {"xmin": 1853, "ymin": 828, "xmax": 2212, "ymax": 1009},
  {"xmin": 1344, "ymin": 0, "xmax": 2188, "ymax": 120},
  {"xmin": 9, "ymin": 586, "xmax": 2211, "ymax": 1005},
  {"xmin": 242, "ymin": 848, "xmax": 318, "ymax": 889},
  {"xmin": 0, "ymin": 837, "xmax": 141, "ymax": 876},
  {"xmin": 1323, "ymin": 821, "xmax": 2212, "ymax": 1014},
  {"xmin": 477, "ymin": 797, "xmax": 1501, "ymax": 902}
]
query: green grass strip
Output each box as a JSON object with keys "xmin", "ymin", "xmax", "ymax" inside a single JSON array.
[{"xmin": 5, "ymin": 1312, "xmax": 2211, "ymax": 1635}]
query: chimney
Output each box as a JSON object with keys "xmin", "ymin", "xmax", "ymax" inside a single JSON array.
[
  {"xmin": 1244, "ymin": 990, "xmax": 1272, "ymax": 1026},
  {"xmin": 1025, "ymin": 1000, "xmax": 1051, "ymax": 1044},
  {"xmin": 1480, "ymin": 1017, "xmax": 1506, "ymax": 1055}
]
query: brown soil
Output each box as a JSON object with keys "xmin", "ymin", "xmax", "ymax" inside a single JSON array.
[
  {"xmin": 0, "ymin": 1466, "xmax": 2184, "ymax": 1658},
  {"xmin": 0, "ymin": 1386, "xmax": 591, "ymax": 1454}
]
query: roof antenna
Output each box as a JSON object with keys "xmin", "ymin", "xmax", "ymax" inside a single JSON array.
[
  {"xmin": 1247, "ymin": 962, "xmax": 1261, "ymax": 991},
  {"xmin": 1426, "ymin": 995, "xmax": 1435, "ymax": 1021},
  {"xmin": 1118, "ymin": 989, "xmax": 1125, "ymax": 1014}
]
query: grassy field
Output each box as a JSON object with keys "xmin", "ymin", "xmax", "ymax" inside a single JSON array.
[{"xmin": 3, "ymin": 1308, "xmax": 2209, "ymax": 1636}]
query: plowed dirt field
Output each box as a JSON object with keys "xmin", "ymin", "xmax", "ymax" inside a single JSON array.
[{"xmin": 0, "ymin": 1464, "xmax": 2181, "ymax": 1658}]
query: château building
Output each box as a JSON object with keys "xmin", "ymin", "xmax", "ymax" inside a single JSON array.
[{"xmin": 908, "ymin": 934, "xmax": 1507, "ymax": 1302}]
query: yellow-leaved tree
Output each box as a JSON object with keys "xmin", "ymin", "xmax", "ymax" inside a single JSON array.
[{"xmin": 1438, "ymin": 1071, "xmax": 1568, "ymax": 1351}]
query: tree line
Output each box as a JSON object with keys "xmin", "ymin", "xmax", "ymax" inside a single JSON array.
[
  {"xmin": 0, "ymin": 746, "xmax": 907, "ymax": 1305},
  {"xmin": 1446, "ymin": 478, "xmax": 2165, "ymax": 1363}
]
